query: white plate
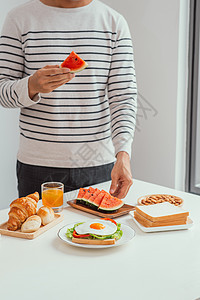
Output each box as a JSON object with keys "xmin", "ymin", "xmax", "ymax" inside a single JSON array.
[
  {"xmin": 57, "ymin": 222, "xmax": 135, "ymax": 249},
  {"xmin": 129, "ymin": 211, "xmax": 193, "ymax": 233}
]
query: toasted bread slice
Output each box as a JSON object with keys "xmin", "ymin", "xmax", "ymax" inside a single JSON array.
[
  {"xmin": 72, "ymin": 237, "xmax": 115, "ymax": 245},
  {"xmin": 134, "ymin": 211, "xmax": 188, "ymax": 227}
]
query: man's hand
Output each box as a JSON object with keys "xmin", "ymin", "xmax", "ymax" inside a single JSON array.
[
  {"xmin": 28, "ymin": 65, "xmax": 75, "ymax": 99},
  {"xmin": 109, "ymin": 151, "xmax": 133, "ymax": 199}
]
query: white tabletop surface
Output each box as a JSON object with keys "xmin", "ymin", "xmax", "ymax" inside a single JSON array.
[{"xmin": 0, "ymin": 179, "xmax": 200, "ymax": 300}]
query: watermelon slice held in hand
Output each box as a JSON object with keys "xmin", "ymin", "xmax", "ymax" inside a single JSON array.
[{"xmin": 60, "ymin": 51, "xmax": 88, "ymax": 73}]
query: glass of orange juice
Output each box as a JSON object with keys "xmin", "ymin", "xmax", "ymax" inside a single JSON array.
[{"xmin": 41, "ymin": 182, "xmax": 64, "ymax": 213}]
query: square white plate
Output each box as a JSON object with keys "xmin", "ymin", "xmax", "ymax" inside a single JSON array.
[{"xmin": 129, "ymin": 211, "xmax": 193, "ymax": 233}]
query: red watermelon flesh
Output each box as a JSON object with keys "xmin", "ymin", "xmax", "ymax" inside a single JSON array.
[
  {"xmin": 88, "ymin": 189, "xmax": 105, "ymax": 207},
  {"xmin": 87, "ymin": 188, "xmax": 101, "ymax": 204},
  {"xmin": 82, "ymin": 187, "xmax": 96, "ymax": 200},
  {"xmin": 93, "ymin": 190, "xmax": 108, "ymax": 207},
  {"xmin": 98, "ymin": 195, "xmax": 124, "ymax": 211},
  {"xmin": 77, "ymin": 188, "xmax": 87, "ymax": 200},
  {"xmin": 60, "ymin": 51, "xmax": 88, "ymax": 73}
]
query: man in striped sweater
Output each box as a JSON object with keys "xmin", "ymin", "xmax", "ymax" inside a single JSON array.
[{"xmin": 0, "ymin": 0, "xmax": 137, "ymax": 199}]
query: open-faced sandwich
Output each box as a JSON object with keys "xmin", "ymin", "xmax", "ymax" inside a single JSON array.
[{"xmin": 66, "ymin": 218, "xmax": 123, "ymax": 245}]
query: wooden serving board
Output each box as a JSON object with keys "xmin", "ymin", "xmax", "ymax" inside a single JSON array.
[
  {"xmin": 67, "ymin": 200, "xmax": 135, "ymax": 218},
  {"xmin": 0, "ymin": 214, "xmax": 64, "ymax": 239}
]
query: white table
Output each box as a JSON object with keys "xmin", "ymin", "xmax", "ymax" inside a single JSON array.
[{"xmin": 0, "ymin": 179, "xmax": 200, "ymax": 300}]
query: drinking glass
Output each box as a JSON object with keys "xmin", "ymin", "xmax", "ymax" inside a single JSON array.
[{"xmin": 41, "ymin": 182, "xmax": 64, "ymax": 213}]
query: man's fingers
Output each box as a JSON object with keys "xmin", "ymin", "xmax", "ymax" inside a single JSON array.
[
  {"xmin": 114, "ymin": 181, "xmax": 129, "ymax": 199},
  {"xmin": 47, "ymin": 73, "xmax": 74, "ymax": 83},
  {"xmin": 43, "ymin": 65, "xmax": 60, "ymax": 69},
  {"xmin": 50, "ymin": 75, "xmax": 75, "ymax": 89},
  {"xmin": 44, "ymin": 68, "xmax": 70, "ymax": 76},
  {"xmin": 113, "ymin": 178, "xmax": 133, "ymax": 199},
  {"xmin": 43, "ymin": 66, "xmax": 70, "ymax": 76},
  {"xmin": 109, "ymin": 177, "xmax": 118, "ymax": 195},
  {"xmin": 111, "ymin": 184, "xmax": 121, "ymax": 198}
]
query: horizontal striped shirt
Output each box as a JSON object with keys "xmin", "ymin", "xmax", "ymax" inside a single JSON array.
[{"xmin": 0, "ymin": 0, "xmax": 137, "ymax": 168}]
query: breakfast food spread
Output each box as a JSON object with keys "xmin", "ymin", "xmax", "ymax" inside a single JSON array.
[
  {"xmin": 37, "ymin": 206, "xmax": 55, "ymax": 225},
  {"xmin": 76, "ymin": 187, "xmax": 124, "ymax": 212},
  {"xmin": 7, "ymin": 192, "xmax": 39, "ymax": 231},
  {"xmin": 134, "ymin": 202, "xmax": 189, "ymax": 227},
  {"xmin": 4, "ymin": 184, "xmax": 192, "ymax": 242},
  {"xmin": 138, "ymin": 194, "xmax": 183, "ymax": 206},
  {"xmin": 66, "ymin": 218, "xmax": 123, "ymax": 245},
  {"xmin": 21, "ymin": 215, "xmax": 42, "ymax": 233},
  {"xmin": 60, "ymin": 51, "xmax": 88, "ymax": 73}
]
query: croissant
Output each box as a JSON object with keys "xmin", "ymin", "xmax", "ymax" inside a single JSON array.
[{"xmin": 7, "ymin": 192, "xmax": 39, "ymax": 231}]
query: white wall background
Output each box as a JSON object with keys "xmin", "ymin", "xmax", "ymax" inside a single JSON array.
[
  {"xmin": 0, "ymin": 0, "xmax": 188, "ymax": 209},
  {"xmin": 102, "ymin": 0, "xmax": 188, "ymax": 191},
  {"xmin": 195, "ymin": 47, "xmax": 200, "ymax": 186},
  {"xmin": 0, "ymin": 1, "xmax": 25, "ymax": 210},
  {"xmin": 129, "ymin": 0, "xmax": 179, "ymax": 188}
]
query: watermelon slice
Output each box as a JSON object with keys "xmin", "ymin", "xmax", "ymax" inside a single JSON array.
[
  {"xmin": 60, "ymin": 51, "xmax": 88, "ymax": 73},
  {"xmin": 76, "ymin": 188, "xmax": 87, "ymax": 205},
  {"xmin": 87, "ymin": 189, "xmax": 105, "ymax": 209},
  {"xmin": 87, "ymin": 188, "xmax": 101, "ymax": 207},
  {"xmin": 98, "ymin": 195, "xmax": 124, "ymax": 212}
]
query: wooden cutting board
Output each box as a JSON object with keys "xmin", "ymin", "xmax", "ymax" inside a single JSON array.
[
  {"xmin": 0, "ymin": 213, "xmax": 64, "ymax": 239},
  {"xmin": 67, "ymin": 200, "xmax": 135, "ymax": 218}
]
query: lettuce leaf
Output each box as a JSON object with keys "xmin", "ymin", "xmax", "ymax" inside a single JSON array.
[
  {"xmin": 111, "ymin": 224, "xmax": 123, "ymax": 240},
  {"xmin": 66, "ymin": 222, "xmax": 84, "ymax": 239}
]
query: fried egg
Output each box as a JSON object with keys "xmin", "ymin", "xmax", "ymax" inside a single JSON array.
[{"xmin": 75, "ymin": 219, "xmax": 117, "ymax": 236}]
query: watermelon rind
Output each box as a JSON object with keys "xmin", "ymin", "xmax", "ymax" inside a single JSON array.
[
  {"xmin": 76, "ymin": 198, "xmax": 88, "ymax": 205},
  {"xmin": 76, "ymin": 198, "xmax": 98, "ymax": 210},
  {"xmin": 98, "ymin": 204, "xmax": 123, "ymax": 212},
  {"xmin": 84, "ymin": 192, "xmax": 99, "ymax": 210},
  {"xmin": 87, "ymin": 198, "xmax": 99, "ymax": 207},
  {"xmin": 69, "ymin": 63, "xmax": 88, "ymax": 73},
  {"xmin": 87, "ymin": 202, "xmax": 99, "ymax": 210},
  {"xmin": 98, "ymin": 208, "xmax": 118, "ymax": 213}
]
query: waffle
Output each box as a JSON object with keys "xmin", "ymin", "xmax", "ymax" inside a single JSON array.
[{"xmin": 137, "ymin": 194, "xmax": 183, "ymax": 207}]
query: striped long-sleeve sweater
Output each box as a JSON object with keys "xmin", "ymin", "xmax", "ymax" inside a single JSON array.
[{"xmin": 0, "ymin": 0, "xmax": 137, "ymax": 168}]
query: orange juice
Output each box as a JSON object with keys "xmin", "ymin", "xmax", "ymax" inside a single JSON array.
[{"xmin": 42, "ymin": 189, "xmax": 63, "ymax": 208}]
